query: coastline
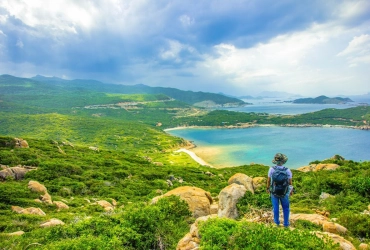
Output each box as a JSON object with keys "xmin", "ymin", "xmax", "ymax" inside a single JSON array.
[
  {"xmin": 164, "ymin": 123, "xmax": 370, "ymax": 131},
  {"xmin": 174, "ymin": 148, "xmax": 215, "ymax": 168}
]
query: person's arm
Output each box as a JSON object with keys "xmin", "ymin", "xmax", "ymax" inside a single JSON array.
[
  {"xmin": 289, "ymin": 178, "xmax": 293, "ymax": 195},
  {"xmin": 266, "ymin": 177, "xmax": 271, "ymax": 193}
]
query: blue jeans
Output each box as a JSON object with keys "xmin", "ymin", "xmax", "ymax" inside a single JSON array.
[{"xmin": 271, "ymin": 192, "xmax": 290, "ymax": 227}]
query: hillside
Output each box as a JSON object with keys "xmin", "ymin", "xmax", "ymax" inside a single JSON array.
[
  {"xmin": 293, "ymin": 95, "xmax": 353, "ymax": 104},
  {"xmin": 0, "ymin": 74, "xmax": 370, "ymax": 249},
  {"xmin": 31, "ymin": 75, "xmax": 246, "ymax": 107}
]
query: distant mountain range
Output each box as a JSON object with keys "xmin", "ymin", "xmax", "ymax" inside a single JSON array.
[
  {"xmin": 0, "ymin": 74, "xmax": 245, "ymax": 107},
  {"xmin": 293, "ymin": 95, "xmax": 353, "ymax": 104}
]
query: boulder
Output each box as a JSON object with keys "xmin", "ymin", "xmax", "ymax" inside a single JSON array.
[
  {"xmin": 12, "ymin": 206, "xmax": 46, "ymax": 216},
  {"xmin": 14, "ymin": 138, "xmax": 29, "ymax": 148},
  {"xmin": 40, "ymin": 218, "xmax": 65, "ymax": 228},
  {"xmin": 252, "ymin": 177, "xmax": 266, "ymax": 190},
  {"xmin": 228, "ymin": 173, "xmax": 254, "ymax": 194},
  {"xmin": 322, "ymin": 221, "xmax": 347, "ymax": 234},
  {"xmin": 210, "ymin": 203, "xmax": 218, "ymax": 214},
  {"xmin": 314, "ymin": 231, "xmax": 355, "ymax": 250},
  {"xmin": 290, "ymin": 213, "xmax": 328, "ymax": 225},
  {"xmin": 359, "ymin": 243, "xmax": 369, "ymax": 250},
  {"xmin": 176, "ymin": 214, "xmax": 217, "ymax": 250},
  {"xmin": 11, "ymin": 206, "xmax": 24, "ymax": 213},
  {"xmin": 97, "ymin": 200, "xmax": 114, "ymax": 211},
  {"xmin": 28, "ymin": 180, "xmax": 47, "ymax": 194},
  {"xmin": 6, "ymin": 231, "xmax": 25, "ymax": 236},
  {"xmin": 53, "ymin": 201, "xmax": 69, "ymax": 210},
  {"xmin": 40, "ymin": 192, "xmax": 53, "ymax": 205},
  {"xmin": 319, "ymin": 192, "xmax": 334, "ymax": 200},
  {"xmin": 297, "ymin": 164, "xmax": 340, "ymax": 172},
  {"xmin": 218, "ymin": 183, "xmax": 247, "ymax": 219},
  {"xmin": 0, "ymin": 166, "xmax": 34, "ymax": 180},
  {"xmin": 152, "ymin": 186, "xmax": 213, "ymax": 218}
]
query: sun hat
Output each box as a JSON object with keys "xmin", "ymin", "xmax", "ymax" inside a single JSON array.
[{"xmin": 272, "ymin": 153, "xmax": 288, "ymax": 165}]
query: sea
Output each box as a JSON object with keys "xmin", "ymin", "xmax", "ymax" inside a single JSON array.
[{"xmin": 167, "ymin": 101, "xmax": 370, "ymax": 169}]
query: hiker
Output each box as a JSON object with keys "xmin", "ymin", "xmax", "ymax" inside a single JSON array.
[{"xmin": 266, "ymin": 153, "xmax": 293, "ymax": 227}]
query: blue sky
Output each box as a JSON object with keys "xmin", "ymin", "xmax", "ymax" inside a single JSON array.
[{"xmin": 0, "ymin": 0, "xmax": 369, "ymax": 96}]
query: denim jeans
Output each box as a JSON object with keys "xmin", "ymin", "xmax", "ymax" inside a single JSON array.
[{"xmin": 271, "ymin": 192, "xmax": 290, "ymax": 227}]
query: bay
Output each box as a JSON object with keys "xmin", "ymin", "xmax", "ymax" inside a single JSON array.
[{"xmin": 167, "ymin": 126, "xmax": 370, "ymax": 169}]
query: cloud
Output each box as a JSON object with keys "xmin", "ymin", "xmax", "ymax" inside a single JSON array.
[
  {"xmin": 337, "ymin": 34, "xmax": 370, "ymax": 67},
  {"xmin": 0, "ymin": 0, "xmax": 369, "ymax": 96}
]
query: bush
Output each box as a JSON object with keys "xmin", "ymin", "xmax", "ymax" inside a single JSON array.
[
  {"xmin": 199, "ymin": 218, "xmax": 338, "ymax": 249},
  {"xmin": 337, "ymin": 212, "xmax": 370, "ymax": 239},
  {"xmin": 350, "ymin": 176, "xmax": 370, "ymax": 197}
]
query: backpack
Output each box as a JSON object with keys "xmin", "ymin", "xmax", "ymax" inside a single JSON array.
[{"xmin": 270, "ymin": 166, "xmax": 289, "ymax": 197}]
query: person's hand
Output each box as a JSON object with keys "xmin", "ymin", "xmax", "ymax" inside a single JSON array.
[{"xmin": 266, "ymin": 188, "xmax": 270, "ymax": 194}]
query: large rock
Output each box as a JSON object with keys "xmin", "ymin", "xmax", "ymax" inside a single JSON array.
[
  {"xmin": 14, "ymin": 138, "xmax": 29, "ymax": 148},
  {"xmin": 97, "ymin": 200, "xmax": 114, "ymax": 211},
  {"xmin": 176, "ymin": 214, "xmax": 217, "ymax": 250},
  {"xmin": 28, "ymin": 180, "xmax": 47, "ymax": 194},
  {"xmin": 6, "ymin": 231, "xmax": 25, "ymax": 236},
  {"xmin": 0, "ymin": 166, "xmax": 35, "ymax": 180},
  {"xmin": 297, "ymin": 163, "xmax": 340, "ymax": 172},
  {"xmin": 359, "ymin": 243, "xmax": 369, "ymax": 250},
  {"xmin": 315, "ymin": 232, "xmax": 355, "ymax": 250},
  {"xmin": 291, "ymin": 213, "xmax": 347, "ymax": 235},
  {"xmin": 12, "ymin": 206, "xmax": 46, "ymax": 216},
  {"xmin": 290, "ymin": 213, "xmax": 328, "ymax": 225},
  {"xmin": 218, "ymin": 183, "xmax": 247, "ymax": 219},
  {"xmin": 40, "ymin": 218, "xmax": 65, "ymax": 228},
  {"xmin": 322, "ymin": 221, "xmax": 347, "ymax": 234},
  {"xmin": 228, "ymin": 173, "xmax": 254, "ymax": 194},
  {"xmin": 152, "ymin": 186, "xmax": 213, "ymax": 218},
  {"xmin": 40, "ymin": 192, "xmax": 53, "ymax": 205},
  {"xmin": 252, "ymin": 177, "xmax": 266, "ymax": 190},
  {"xmin": 53, "ymin": 201, "xmax": 69, "ymax": 211}
]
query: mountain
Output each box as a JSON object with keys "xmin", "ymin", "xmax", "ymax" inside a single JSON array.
[
  {"xmin": 31, "ymin": 75, "xmax": 245, "ymax": 107},
  {"xmin": 293, "ymin": 95, "xmax": 353, "ymax": 104}
]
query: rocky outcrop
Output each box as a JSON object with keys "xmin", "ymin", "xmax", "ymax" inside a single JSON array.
[
  {"xmin": 28, "ymin": 180, "xmax": 47, "ymax": 194},
  {"xmin": 218, "ymin": 183, "xmax": 246, "ymax": 219},
  {"xmin": 97, "ymin": 200, "xmax": 114, "ymax": 211},
  {"xmin": 152, "ymin": 186, "xmax": 213, "ymax": 218},
  {"xmin": 359, "ymin": 243, "xmax": 369, "ymax": 249},
  {"xmin": 290, "ymin": 213, "xmax": 347, "ymax": 235},
  {"xmin": 176, "ymin": 215, "xmax": 217, "ymax": 250},
  {"xmin": 14, "ymin": 138, "xmax": 29, "ymax": 148},
  {"xmin": 314, "ymin": 232, "xmax": 355, "ymax": 250},
  {"xmin": 3, "ymin": 231, "xmax": 25, "ymax": 236},
  {"xmin": 12, "ymin": 206, "xmax": 46, "ymax": 216},
  {"xmin": 319, "ymin": 192, "xmax": 334, "ymax": 201},
  {"xmin": 53, "ymin": 201, "xmax": 69, "ymax": 211},
  {"xmin": 0, "ymin": 166, "xmax": 36, "ymax": 180},
  {"xmin": 297, "ymin": 163, "xmax": 340, "ymax": 172},
  {"xmin": 40, "ymin": 218, "xmax": 65, "ymax": 228},
  {"xmin": 228, "ymin": 173, "xmax": 254, "ymax": 194},
  {"xmin": 252, "ymin": 177, "xmax": 266, "ymax": 190}
]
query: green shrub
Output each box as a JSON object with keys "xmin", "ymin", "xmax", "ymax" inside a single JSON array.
[
  {"xmin": 199, "ymin": 218, "xmax": 338, "ymax": 249},
  {"xmin": 350, "ymin": 176, "xmax": 370, "ymax": 197},
  {"xmin": 337, "ymin": 212, "xmax": 370, "ymax": 238}
]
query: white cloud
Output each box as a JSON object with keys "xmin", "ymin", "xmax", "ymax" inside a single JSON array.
[
  {"xmin": 337, "ymin": 34, "xmax": 370, "ymax": 66},
  {"xmin": 160, "ymin": 40, "xmax": 196, "ymax": 63},
  {"xmin": 179, "ymin": 14, "xmax": 194, "ymax": 27},
  {"xmin": 198, "ymin": 21, "xmax": 369, "ymax": 95},
  {"xmin": 16, "ymin": 39, "xmax": 23, "ymax": 48}
]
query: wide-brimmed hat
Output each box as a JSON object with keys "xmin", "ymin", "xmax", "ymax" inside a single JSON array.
[{"xmin": 272, "ymin": 153, "xmax": 288, "ymax": 165}]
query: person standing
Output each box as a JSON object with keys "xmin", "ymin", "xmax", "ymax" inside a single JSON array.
[{"xmin": 266, "ymin": 153, "xmax": 293, "ymax": 227}]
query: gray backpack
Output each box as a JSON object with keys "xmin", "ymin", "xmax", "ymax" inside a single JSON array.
[{"xmin": 271, "ymin": 166, "xmax": 289, "ymax": 197}]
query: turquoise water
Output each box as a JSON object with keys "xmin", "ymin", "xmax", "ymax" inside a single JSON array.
[{"xmin": 167, "ymin": 127, "xmax": 370, "ymax": 169}]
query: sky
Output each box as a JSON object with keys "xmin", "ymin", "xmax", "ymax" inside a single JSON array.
[{"xmin": 0, "ymin": 0, "xmax": 369, "ymax": 97}]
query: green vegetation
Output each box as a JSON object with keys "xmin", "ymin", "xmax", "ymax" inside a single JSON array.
[
  {"xmin": 0, "ymin": 74, "xmax": 370, "ymax": 249},
  {"xmin": 293, "ymin": 95, "xmax": 353, "ymax": 104}
]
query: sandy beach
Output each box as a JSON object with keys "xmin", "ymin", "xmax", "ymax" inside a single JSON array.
[{"xmin": 174, "ymin": 148, "xmax": 215, "ymax": 168}]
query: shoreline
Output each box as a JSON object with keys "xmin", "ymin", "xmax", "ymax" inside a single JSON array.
[
  {"xmin": 164, "ymin": 123, "xmax": 370, "ymax": 131},
  {"xmin": 174, "ymin": 148, "xmax": 215, "ymax": 168}
]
